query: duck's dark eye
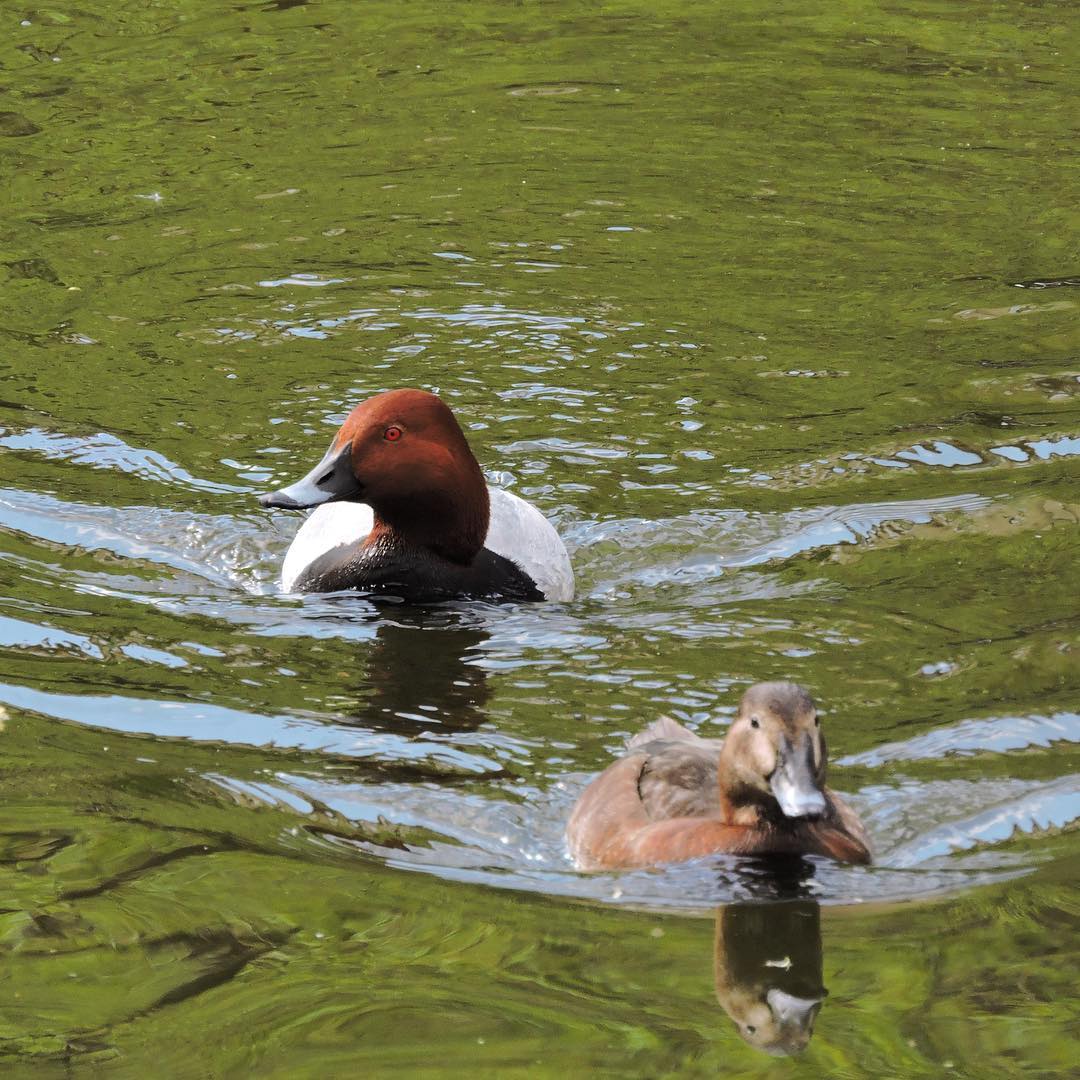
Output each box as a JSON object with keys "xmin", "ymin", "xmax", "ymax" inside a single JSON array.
[
  {"xmin": 746, "ymin": 1025, "xmax": 756, "ymax": 1035},
  {"xmin": 814, "ymin": 715, "xmax": 820, "ymax": 727},
  {"xmin": 750, "ymin": 717, "xmax": 760, "ymax": 729},
  {"xmin": 384, "ymin": 426, "xmax": 403, "ymax": 442}
]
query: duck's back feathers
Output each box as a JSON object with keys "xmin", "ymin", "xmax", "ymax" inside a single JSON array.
[
  {"xmin": 627, "ymin": 717, "xmax": 726, "ymax": 819},
  {"xmin": 627, "ymin": 715, "xmax": 700, "ymax": 748},
  {"xmin": 637, "ymin": 738, "xmax": 721, "ymax": 820}
]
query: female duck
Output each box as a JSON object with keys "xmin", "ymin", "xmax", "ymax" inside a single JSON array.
[
  {"xmin": 567, "ymin": 682, "xmax": 870, "ymax": 869},
  {"xmin": 259, "ymin": 389, "xmax": 574, "ymax": 603}
]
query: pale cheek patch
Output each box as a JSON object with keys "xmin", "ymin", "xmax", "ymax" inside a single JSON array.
[{"xmin": 750, "ymin": 736, "xmax": 777, "ymax": 780}]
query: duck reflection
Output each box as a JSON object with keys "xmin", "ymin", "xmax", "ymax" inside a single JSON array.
[
  {"xmin": 713, "ymin": 900, "xmax": 825, "ymax": 1056},
  {"xmin": 359, "ymin": 617, "xmax": 491, "ymax": 734}
]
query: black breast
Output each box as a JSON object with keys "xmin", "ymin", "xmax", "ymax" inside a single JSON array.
[{"xmin": 294, "ymin": 540, "xmax": 545, "ymax": 604}]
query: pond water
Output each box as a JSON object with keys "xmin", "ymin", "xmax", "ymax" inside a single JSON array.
[{"xmin": 1, "ymin": 1, "xmax": 1077, "ymax": 1074}]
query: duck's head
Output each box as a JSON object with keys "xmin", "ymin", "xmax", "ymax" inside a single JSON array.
[
  {"xmin": 724, "ymin": 988, "xmax": 823, "ymax": 1056},
  {"xmin": 718, "ymin": 682, "xmax": 828, "ymax": 820},
  {"xmin": 259, "ymin": 389, "xmax": 489, "ymax": 564}
]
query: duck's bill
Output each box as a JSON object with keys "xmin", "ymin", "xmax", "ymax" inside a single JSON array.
[
  {"xmin": 769, "ymin": 751, "xmax": 827, "ymax": 819},
  {"xmin": 759, "ymin": 988, "xmax": 822, "ymax": 1055},
  {"xmin": 258, "ymin": 441, "xmax": 359, "ymax": 509},
  {"xmin": 766, "ymin": 988, "xmax": 823, "ymax": 1027}
]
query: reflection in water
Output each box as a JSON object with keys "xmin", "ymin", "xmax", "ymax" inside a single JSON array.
[
  {"xmin": 714, "ymin": 901, "xmax": 825, "ymax": 1057},
  {"xmin": 358, "ymin": 616, "xmax": 491, "ymax": 735}
]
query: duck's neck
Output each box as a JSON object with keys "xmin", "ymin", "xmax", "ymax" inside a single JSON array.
[
  {"xmin": 716, "ymin": 761, "xmax": 791, "ymax": 829},
  {"xmin": 717, "ymin": 791, "xmax": 772, "ymax": 828},
  {"xmin": 368, "ymin": 480, "xmax": 490, "ymax": 566}
]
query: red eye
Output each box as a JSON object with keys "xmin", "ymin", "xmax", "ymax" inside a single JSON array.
[{"xmin": 384, "ymin": 426, "xmax": 402, "ymax": 442}]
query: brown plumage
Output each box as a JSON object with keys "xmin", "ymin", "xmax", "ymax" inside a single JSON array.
[
  {"xmin": 333, "ymin": 389, "xmax": 490, "ymax": 565},
  {"xmin": 567, "ymin": 682, "xmax": 871, "ymax": 869}
]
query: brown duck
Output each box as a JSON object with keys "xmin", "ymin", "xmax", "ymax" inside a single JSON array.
[{"xmin": 567, "ymin": 682, "xmax": 871, "ymax": 869}]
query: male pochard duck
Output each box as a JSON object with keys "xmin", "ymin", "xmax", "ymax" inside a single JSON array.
[
  {"xmin": 259, "ymin": 389, "xmax": 574, "ymax": 603},
  {"xmin": 567, "ymin": 682, "xmax": 870, "ymax": 869}
]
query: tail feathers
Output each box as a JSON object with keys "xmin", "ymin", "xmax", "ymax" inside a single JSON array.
[{"xmin": 627, "ymin": 715, "xmax": 699, "ymax": 749}]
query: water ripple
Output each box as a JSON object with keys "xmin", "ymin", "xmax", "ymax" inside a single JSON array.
[{"xmin": 0, "ymin": 428, "xmax": 248, "ymax": 494}]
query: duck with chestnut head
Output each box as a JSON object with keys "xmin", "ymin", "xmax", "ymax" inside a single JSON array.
[
  {"xmin": 566, "ymin": 682, "xmax": 870, "ymax": 869},
  {"xmin": 259, "ymin": 389, "xmax": 574, "ymax": 604}
]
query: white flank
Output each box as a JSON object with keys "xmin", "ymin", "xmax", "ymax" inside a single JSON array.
[
  {"xmin": 280, "ymin": 502, "xmax": 374, "ymax": 592},
  {"xmin": 486, "ymin": 487, "xmax": 575, "ymax": 601}
]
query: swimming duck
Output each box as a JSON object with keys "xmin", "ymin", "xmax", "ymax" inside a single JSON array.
[
  {"xmin": 259, "ymin": 389, "xmax": 574, "ymax": 603},
  {"xmin": 566, "ymin": 682, "xmax": 871, "ymax": 869}
]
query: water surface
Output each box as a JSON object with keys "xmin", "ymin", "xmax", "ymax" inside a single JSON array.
[{"xmin": 1, "ymin": 1, "xmax": 1077, "ymax": 1074}]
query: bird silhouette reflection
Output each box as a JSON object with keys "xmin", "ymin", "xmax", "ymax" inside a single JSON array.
[
  {"xmin": 713, "ymin": 899, "xmax": 825, "ymax": 1056},
  {"xmin": 358, "ymin": 615, "xmax": 491, "ymax": 735}
]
